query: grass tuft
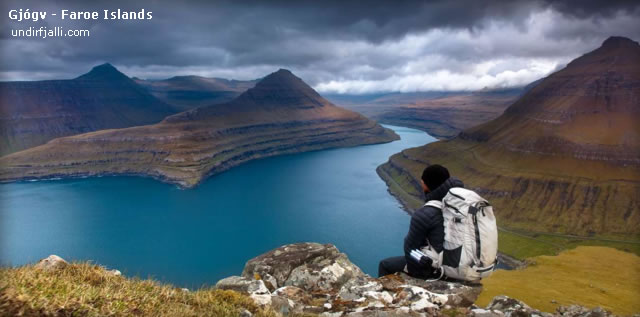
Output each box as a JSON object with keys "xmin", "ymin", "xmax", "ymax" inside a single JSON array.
[{"xmin": 0, "ymin": 261, "xmax": 279, "ymax": 317}]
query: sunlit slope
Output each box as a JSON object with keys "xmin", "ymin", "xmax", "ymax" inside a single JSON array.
[{"xmin": 476, "ymin": 246, "xmax": 640, "ymax": 316}]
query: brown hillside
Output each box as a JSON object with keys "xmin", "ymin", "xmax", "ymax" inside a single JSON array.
[
  {"xmin": 379, "ymin": 36, "xmax": 640, "ymax": 234},
  {"xmin": 0, "ymin": 64, "xmax": 177, "ymax": 156},
  {"xmin": 135, "ymin": 76, "xmax": 257, "ymax": 111},
  {"xmin": 0, "ymin": 69, "xmax": 397, "ymax": 188}
]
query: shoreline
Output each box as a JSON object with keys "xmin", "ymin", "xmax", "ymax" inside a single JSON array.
[{"xmin": 0, "ymin": 126, "xmax": 400, "ymax": 189}]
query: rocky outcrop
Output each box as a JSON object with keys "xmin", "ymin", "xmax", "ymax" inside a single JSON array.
[
  {"xmin": 215, "ymin": 243, "xmax": 617, "ymax": 317},
  {"xmin": 216, "ymin": 243, "xmax": 483, "ymax": 316}
]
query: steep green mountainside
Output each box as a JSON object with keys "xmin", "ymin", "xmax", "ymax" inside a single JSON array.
[{"xmin": 378, "ymin": 36, "xmax": 640, "ymax": 236}]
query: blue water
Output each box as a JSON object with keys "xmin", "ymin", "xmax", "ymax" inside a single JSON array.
[{"xmin": 0, "ymin": 125, "xmax": 436, "ymax": 288}]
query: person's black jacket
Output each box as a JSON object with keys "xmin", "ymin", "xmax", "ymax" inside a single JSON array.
[{"xmin": 403, "ymin": 177, "xmax": 464, "ymax": 277}]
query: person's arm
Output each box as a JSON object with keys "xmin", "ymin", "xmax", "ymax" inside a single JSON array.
[{"xmin": 403, "ymin": 208, "xmax": 432, "ymax": 274}]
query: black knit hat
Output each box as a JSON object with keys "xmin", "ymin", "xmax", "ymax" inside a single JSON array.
[{"xmin": 421, "ymin": 164, "xmax": 450, "ymax": 191}]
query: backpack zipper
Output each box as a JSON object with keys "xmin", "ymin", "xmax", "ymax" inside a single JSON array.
[
  {"xmin": 449, "ymin": 191, "xmax": 465, "ymax": 201},
  {"xmin": 473, "ymin": 213, "xmax": 483, "ymax": 267},
  {"xmin": 444, "ymin": 201, "xmax": 462, "ymax": 214}
]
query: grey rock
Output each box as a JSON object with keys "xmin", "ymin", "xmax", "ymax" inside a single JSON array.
[
  {"xmin": 240, "ymin": 309, "xmax": 253, "ymax": 317},
  {"xmin": 269, "ymin": 295, "xmax": 298, "ymax": 315},
  {"xmin": 486, "ymin": 295, "xmax": 545, "ymax": 317},
  {"xmin": 262, "ymin": 273, "xmax": 278, "ymax": 292},
  {"xmin": 342, "ymin": 308, "xmax": 427, "ymax": 316},
  {"xmin": 393, "ymin": 284, "xmax": 448, "ymax": 311},
  {"xmin": 107, "ymin": 269, "xmax": 121, "ymax": 276},
  {"xmin": 215, "ymin": 276, "xmax": 269, "ymax": 295},
  {"xmin": 379, "ymin": 273, "xmax": 482, "ymax": 307},
  {"xmin": 34, "ymin": 255, "xmax": 68, "ymax": 271},
  {"xmin": 242, "ymin": 242, "xmax": 365, "ymax": 293},
  {"xmin": 250, "ymin": 294, "xmax": 272, "ymax": 306},
  {"xmin": 338, "ymin": 276, "xmax": 384, "ymax": 300},
  {"xmin": 556, "ymin": 305, "xmax": 613, "ymax": 317},
  {"xmin": 273, "ymin": 286, "xmax": 312, "ymax": 306},
  {"xmin": 236, "ymin": 243, "xmax": 537, "ymax": 316},
  {"xmin": 472, "ymin": 308, "xmax": 506, "ymax": 317}
]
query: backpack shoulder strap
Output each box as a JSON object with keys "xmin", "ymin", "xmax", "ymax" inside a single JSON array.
[{"xmin": 424, "ymin": 200, "xmax": 443, "ymax": 209}]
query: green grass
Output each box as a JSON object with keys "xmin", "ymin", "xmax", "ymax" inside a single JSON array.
[
  {"xmin": 498, "ymin": 228, "xmax": 640, "ymax": 260},
  {"xmin": 498, "ymin": 229, "xmax": 563, "ymax": 260},
  {"xmin": 476, "ymin": 246, "xmax": 640, "ymax": 316},
  {"xmin": 0, "ymin": 262, "xmax": 279, "ymax": 317}
]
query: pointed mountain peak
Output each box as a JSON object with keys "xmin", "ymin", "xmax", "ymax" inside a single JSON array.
[
  {"xmin": 272, "ymin": 68, "xmax": 294, "ymax": 76},
  {"xmin": 601, "ymin": 36, "xmax": 639, "ymax": 49},
  {"xmin": 232, "ymin": 69, "xmax": 331, "ymax": 109},
  {"xmin": 556, "ymin": 35, "xmax": 640, "ymax": 72},
  {"xmin": 257, "ymin": 69, "xmax": 304, "ymax": 86},
  {"xmin": 76, "ymin": 63, "xmax": 130, "ymax": 81}
]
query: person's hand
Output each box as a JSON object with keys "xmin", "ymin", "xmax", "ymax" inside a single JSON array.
[{"xmin": 410, "ymin": 249, "xmax": 433, "ymax": 268}]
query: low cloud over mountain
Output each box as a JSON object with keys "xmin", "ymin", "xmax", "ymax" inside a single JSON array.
[{"xmin": 2, "ymin": 0, "xmax": 639, "ymax": 93}]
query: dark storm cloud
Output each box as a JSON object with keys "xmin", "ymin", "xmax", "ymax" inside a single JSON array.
[{"xmin": 1, "ymin": 0, "xmax": 639, "ymax": 92}]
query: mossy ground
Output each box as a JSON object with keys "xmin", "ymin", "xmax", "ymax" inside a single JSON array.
[
  {"xmin": 498, "ymin": 229, "xmax": 640, "ymax": 260},
  {"xmin": 476, "ymin": 246, "xmax": 640, "ymax": 316},
  {"xmin": 0, "ymin": 262, "xmax": 279, "ymax": 317}
]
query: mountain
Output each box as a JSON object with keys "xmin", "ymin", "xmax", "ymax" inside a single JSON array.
[
  {"xmin": 134, "ymin": 76, "xmax": 257, "ymax": 111},
  {"xmin": 0, "ymin": 63, "xmax": 177, "ymax": 156},
  {"xmin": 0, "ymin": 69, "xmax": 398, "ymax": 188},
  {"xmin": 329, "ymin": 88, "xmax": 530, "ymax": 140},
  {"xmin": 373, "ymin": 89, "xmax": 524, "ymax": 139},
  {"xmin": 378, "ymin": 36, "xmax": 640, "ymax": 235}
]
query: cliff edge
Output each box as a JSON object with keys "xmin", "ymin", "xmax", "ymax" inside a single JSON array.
[{"xmin": 1, "ymin": 243, "xmax": 621, "ymax": 317}]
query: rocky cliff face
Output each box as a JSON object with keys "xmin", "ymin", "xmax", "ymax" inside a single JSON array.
[
  {"xmin": 0, "ymin": 63, "xmax": 177, "ymax": 156},
  {"xmin": 0, "ymin": 69, "xmax": 398, "ymax": 188},
  {"xmin": 377, "ymin": 37, "xmax": 640, "ymax": 235}
]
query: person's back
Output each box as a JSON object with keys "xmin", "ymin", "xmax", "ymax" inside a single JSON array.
[{"xmin": 378, "ymin": 164, "xmax": 464, "ymax": 278}]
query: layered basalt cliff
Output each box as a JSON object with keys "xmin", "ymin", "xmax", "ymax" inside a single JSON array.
[
  {"xmin": 0, "ymin": 64, "xmax": 177, "ymax": 155},
  {"xmin": 377, "ymin": 37, "xmax": 640, "ymax": 235},
  {"xmin": 0, "ymin": 69, "xmax": 398, "ymax": 188}
]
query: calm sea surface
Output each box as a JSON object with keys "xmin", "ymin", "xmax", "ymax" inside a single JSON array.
[{"xmin": 0, "ymin": 125, "xmax": 436, "ymax": 288}]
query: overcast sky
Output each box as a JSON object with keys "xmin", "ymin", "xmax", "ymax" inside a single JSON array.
[{"xmin": 1, "ymin": 0, "xmax": 639, "ymax": 94}]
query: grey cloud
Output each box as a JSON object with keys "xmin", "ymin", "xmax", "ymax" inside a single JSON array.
[{"xmin": 1, "ymin": 0, "xmax": 639, "ymax": 92}]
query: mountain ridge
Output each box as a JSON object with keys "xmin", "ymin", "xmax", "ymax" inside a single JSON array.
[
  {"xmin": 134, "ymin": 74, "xmax": 258, "ymax": 111},
  {"xmin": 377, "ymin": 36, "xmax": 640, "ymax": 235},
  {"xmin": 0, "ymin": 69, "xmax": 398, "ymax": 188},
  {"xmin": 0, "ymin": 63, "xmax": 177, "ymax": 156}
]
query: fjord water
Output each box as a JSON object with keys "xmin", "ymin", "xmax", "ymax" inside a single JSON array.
[{"xmin": 0, "ymin": 125, "xmax": 435, "ymax": 288}]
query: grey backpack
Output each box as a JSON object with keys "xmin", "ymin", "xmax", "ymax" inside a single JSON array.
[{"xmin": 420, "ymin": 187, "xmax": 499, "ymax": 281}]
